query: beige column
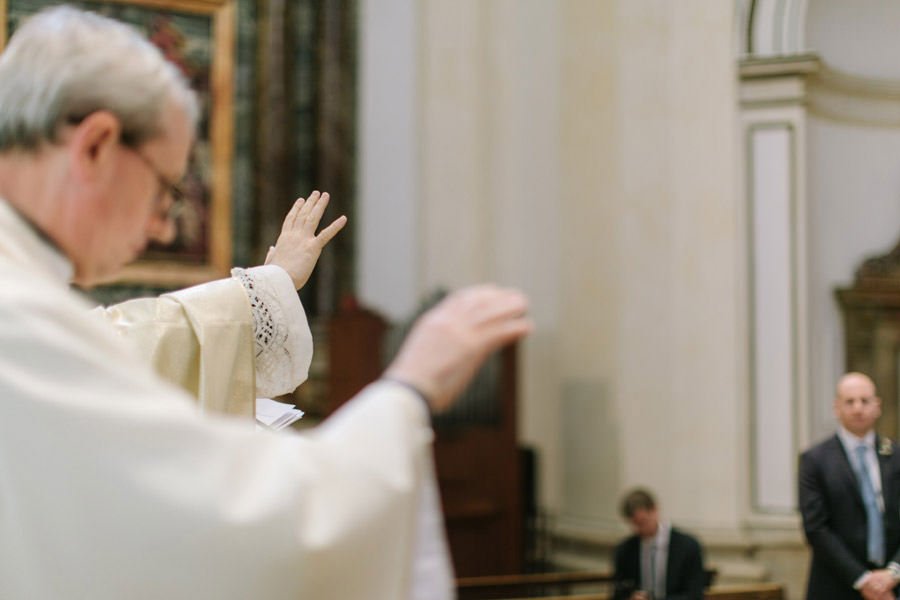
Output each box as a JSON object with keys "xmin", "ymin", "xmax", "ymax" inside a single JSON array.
[{"xmin": 419, "ymin": 0, "xmax": 742, "ymax": 524}]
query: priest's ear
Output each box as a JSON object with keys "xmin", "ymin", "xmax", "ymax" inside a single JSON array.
[{"xmin": 66, "ymin": 110, "xmax": 122, "ymax": 186}]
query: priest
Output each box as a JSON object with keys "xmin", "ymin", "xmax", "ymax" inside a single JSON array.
[{"xmin": 0, "ymin": 6, "xmax": 532, "ymax": 599}]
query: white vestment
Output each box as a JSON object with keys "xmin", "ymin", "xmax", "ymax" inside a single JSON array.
[
  {"xmin": 97, "ymin": 263, "xmax": 312, "ymax": 417},
  {"xmin": 0, "ymin": 200, "xmax": 454, "ymax": 599}
]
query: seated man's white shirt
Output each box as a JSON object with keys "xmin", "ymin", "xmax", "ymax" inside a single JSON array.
[
  {"xmin": 0, "ymin": 199, "xmax": 453, "ymax": 600},
  {"xmin": 640, "ymin": 522, "xmax": 670, "ymax": 599}
]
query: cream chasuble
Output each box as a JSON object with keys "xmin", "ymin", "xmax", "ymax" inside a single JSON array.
[{"xmin": 0, "ymin": 200, "xmax": 454, "ymax": 600}]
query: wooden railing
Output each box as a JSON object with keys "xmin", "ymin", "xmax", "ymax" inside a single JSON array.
[
  {"xmin": 705, "ymin": 584, "xmax": 784, "ymax": 600},
  {"xmin": 457, "ymin": 571, "xmax": 613, "ymax": 599},
  {"xmin": 501, "ymin": 589, "xmax": 783, "ymax": 600},
  {"xmin": 456, "ymin": 572, "xmax": 782, "ymax": 600}
]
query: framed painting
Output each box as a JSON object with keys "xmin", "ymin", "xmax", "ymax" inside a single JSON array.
[{"xmin": 0, "ymin": 0, "xmax": 235, "ymax": 287}]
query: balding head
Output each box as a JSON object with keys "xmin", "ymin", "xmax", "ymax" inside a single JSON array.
[
  {"xmin": 836, "ymin": 372, "xmax": 876, "ymax": 397},
  {"xmin": 834, "ymin": 372, "xmax": 880, "ymax": 437}
]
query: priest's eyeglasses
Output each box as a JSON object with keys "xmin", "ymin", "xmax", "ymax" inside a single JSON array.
[{"xmin": 125, "ymin": 147, "xmax": 186, "ymax": 222}]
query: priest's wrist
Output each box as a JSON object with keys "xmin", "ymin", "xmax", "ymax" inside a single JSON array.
[{"xmin": 381, "ymin": 376, "xmax": 435, "ymax": 414}]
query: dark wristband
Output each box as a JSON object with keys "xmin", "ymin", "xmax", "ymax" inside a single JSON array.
[{"xmin": 380, "ymin": 377, "xmax": 432, "ymax": 413}]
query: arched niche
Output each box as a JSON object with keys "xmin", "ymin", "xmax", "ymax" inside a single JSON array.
[{"xmin": 738, "ymin": 0, "xmax": 808, "ymax": 57}]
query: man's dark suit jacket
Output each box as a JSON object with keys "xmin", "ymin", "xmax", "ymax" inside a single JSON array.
[
  {"xmin": 799, "ymin": 434, "xmax": 900, "ymax": 600},
  {"xmin": 612, "ymin": 527, "xmax": 705, "ymax": 600}
]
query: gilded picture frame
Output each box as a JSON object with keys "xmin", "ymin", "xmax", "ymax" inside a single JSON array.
[{"xmin": 0, "ymin": 0, "xmax": 235, "ymax": 287}]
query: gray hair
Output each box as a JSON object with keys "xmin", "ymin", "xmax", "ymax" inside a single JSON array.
[{"xmin": 0, "ymin": 5, "xmax": 199, "ymax": 151}]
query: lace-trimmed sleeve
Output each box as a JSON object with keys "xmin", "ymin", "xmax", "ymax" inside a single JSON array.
[{"xmin": 231, "ymin": 265, "xmax": 313, "ymax": 397}]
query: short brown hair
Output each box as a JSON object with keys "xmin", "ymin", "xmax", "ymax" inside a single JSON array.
[{"xmin": 620, "ymin": 488, "xmax": 657, "ymax": 519}]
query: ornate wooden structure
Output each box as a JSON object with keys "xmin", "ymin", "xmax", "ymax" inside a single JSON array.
[
  {"xmin": 327, "ymin": 301, "xmax": 524, "ymax": 577},
  {"xmin": 836, "ymin": 238, "xmax": 900, "ymax": 438}
]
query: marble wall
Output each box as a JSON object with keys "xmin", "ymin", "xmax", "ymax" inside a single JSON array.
[{"xmin": 356, "ymin": 1, "xmax": 900, "ymax": 596}]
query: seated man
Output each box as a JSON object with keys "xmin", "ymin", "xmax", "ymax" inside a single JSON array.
[{"xmin": 613, "ymin": 488, "xmax": 706, "ymax": 600}]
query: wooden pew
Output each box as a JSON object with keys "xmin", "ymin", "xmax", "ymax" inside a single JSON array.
[
  {"xmin": 705, "ymin": 584, "xmax": 784, "ymax": 600},
  {"xmin": 506, "ymin": 595, "xmax": 606, "ymax": 600},
  {"xmin": 501, "ymin": 589, "xmax": 784, "ymax": 600},
  {"xmin": 457, "ymin": 569, "xmax": 720, "ymax": 600},
  {"xmin": 457, "ymin": 571, "xmax": 612, "ymax": 599}
]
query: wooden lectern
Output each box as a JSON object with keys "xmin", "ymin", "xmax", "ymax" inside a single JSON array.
[{"xmin": 327, "ymin": 299, "xmax": 524, "ymax": 576}]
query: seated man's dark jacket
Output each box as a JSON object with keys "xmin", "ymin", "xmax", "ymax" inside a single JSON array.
[
  {"xmin": 799, "ymin": 434, "xmax": 900, "ymax": 600},
  {"xmin": 612, "ymin": 526, "xmax": 705, "ymax": 600}
]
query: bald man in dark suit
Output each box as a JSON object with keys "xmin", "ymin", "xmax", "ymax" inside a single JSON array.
[{"xmin": 799, "ymin": 372, "xmax": 900, "ymax": 600}]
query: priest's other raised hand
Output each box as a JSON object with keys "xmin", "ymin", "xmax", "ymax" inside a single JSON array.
[{"xmin": 386, "ymin": 284, "xmax": 532, "ymax": 413}]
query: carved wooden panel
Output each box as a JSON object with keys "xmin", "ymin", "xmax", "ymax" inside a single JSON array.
[
  {"xmin": 327, "ymin": 304, "xmax": 524, "ymax": 577},
  {"xmin": 836, "ymin": 237, "xmax": 900, "ymax": 439}
]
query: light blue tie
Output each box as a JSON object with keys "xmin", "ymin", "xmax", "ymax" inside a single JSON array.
[{"xmin": 855, "ymin": 443, "xmax": 885, "ymax": 565}]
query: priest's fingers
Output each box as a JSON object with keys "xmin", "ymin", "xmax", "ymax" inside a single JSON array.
[
  {"xmin": 266, "ymin": 191, "xmax": 345, "ymax": 288},
  {"xmin": 464, "ymin": 288, "xmax": 532, "ymax": 356},
  {"xmin": 457, "ymin": 286, "xmax": 530, "ymax": 327},
  {"xmin": 315, "ymin": 215, "xmax": 348, "ymax": 247},
  {"xmin": 282, "ymin": 195, "xmax": 307, "ymax": 233},
  {"xmin": 480, "ymin": 311, "xmax": 533, "ymax": 349},
  {"xmin": 286, "ymin": 191, "xmax": 331, "ymax": 237},
  {"xmin": 384, "ymin": 285, "xmax": 532, "ymax": 413}
]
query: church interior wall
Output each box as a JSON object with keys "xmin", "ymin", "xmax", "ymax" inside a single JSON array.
[
  {"xmin": 359, "ymin": 0, "xmax": 752, "ymax": 572},
  {"xmin": 805, "ymin": 0, "xmax": 900, "ymax": 441},
  {"xmin": 356, "ymin": 1, "xmax": 900, "ymax": 598},
  {"xmin": 806, "ymin": 119, "xmax": 900, "ymax": 438}
]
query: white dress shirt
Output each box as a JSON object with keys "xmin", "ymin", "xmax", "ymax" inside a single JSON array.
[
  {"xmin": 837, "ymin": 426, "xmax": 884, "ymax": 511},
  {"xmin": 641, "ymin": 522, "xmax": 671, "ymax": 598}
]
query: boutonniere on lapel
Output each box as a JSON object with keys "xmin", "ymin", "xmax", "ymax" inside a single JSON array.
[{"xmin": 879, "ymin": 437, "xmax": 894, "ymax": 457}]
